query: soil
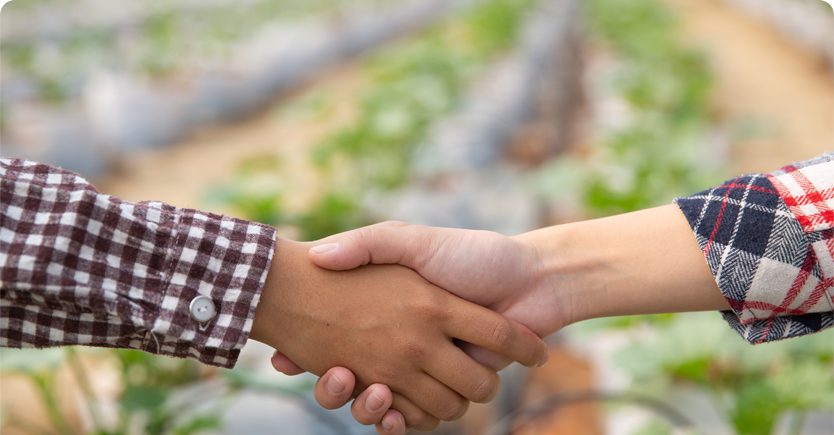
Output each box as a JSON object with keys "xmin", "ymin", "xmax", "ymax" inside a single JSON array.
[
  {"xmin": 512, "ymin": 344, "xmax": 602, "ymax": 435},
  {"xmin": 96, "ymin": 63, "xmax": 369, "ymax": 217},
  {"xmin": 99, "ymin": 0, "xmax": 834, "ymax": 213},
  {"xmin": 54, "ymin": 3, "xmax": 834, "ymax": 435},
  {"xmin": 667, "ymin": 0, "xmax": 834, "ymax": 174}
]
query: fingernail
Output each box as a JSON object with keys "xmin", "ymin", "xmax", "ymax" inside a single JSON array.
[
  {"xmin": 311, "ymin": 243, "xmax": 339, "ymax": 254},
  {"xmin": 382, "ymin": 415, "xmax": 395, "ymax": 430},
  {"xmin": 366, "ymin": 391, "xmax": 385, "ymax": 412},
  {"xmin": 326, "ymin": 373, "xmax": 346, "ymax": 395}
]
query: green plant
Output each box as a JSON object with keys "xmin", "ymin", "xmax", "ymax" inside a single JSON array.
[
  {"xmin": 613, "ymin": 313, "xmax": 834, "ymax": 434},
  {"xmin": 313, "ymin": 0, "xmax": 534, "ymax": 190},
  {"xmin": 535, "ymin": 0, "xmax": 722, "ymax": 216},
  {"xmin": 0, "ymin": 347, "xmax": 222, "ymax": 435},
  {"xmin": 111, "ymin": 349, "xmax": 223, "ymax": 435},
  {"xmin": 0, "ymin": 0, "xmax": 380, "ymax": 104},
  {"xmin": 464, "ymin": 0, "xmax": 533, "ymax": 56},
  {"xmin": 216, "ymin": 0, "xmax": 538, "ymax": 239},
  {"xmin": 539, "ymin": 1, "xmax": 834, "ymax": 434},
  {"xmin": 0, "ymin": 348, "xmax": 75, "ymax": 434}
]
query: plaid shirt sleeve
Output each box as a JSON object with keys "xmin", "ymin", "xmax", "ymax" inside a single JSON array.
[
  {"xmin": 676, "ymin": 152, "xmax": 834, "ymax": 343},
  {"xmin": 0, "ymin": 159, "xmax": 277, "ymax": 368}
]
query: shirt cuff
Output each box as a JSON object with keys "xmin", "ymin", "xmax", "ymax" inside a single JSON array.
[
  {"xmin": 675, "ymin": 169, "xmax": 833, "ymax": 343},
  {"xmin": 145, "ymin": 203, "xmax": 276, "ymax": 368}
]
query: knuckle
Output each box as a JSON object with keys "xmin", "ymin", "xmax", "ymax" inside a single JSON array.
[
  {"xmin": 413, "ymin": 415, "xmax": 440, "ymax": 432},
  {"xmin": 410, "ymin": 292, "xmax": 446, "ymax": 321},
  {"xmin": 352, "ymin": 226, "xmax": 374, "ymax": 244},
  {"xmin": 404, "ymin": 408, "xmax": 438, "ymax": 431},
  {"xmin": 438, "ymin": 396, "xmax": 469, "ymax": 421},
  {"xmin": 470, "ymin": 373, "xmax": 499, "ymax": 403},
  {"xmin": 489, "ymin": 319, "xmax": 513, "ymax": 348}
]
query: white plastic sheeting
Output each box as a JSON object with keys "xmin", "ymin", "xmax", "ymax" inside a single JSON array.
[{"xmin": 371, "ymin": 0, "xmax": 581, "ymax": 236}]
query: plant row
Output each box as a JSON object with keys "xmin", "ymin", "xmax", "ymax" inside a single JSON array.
[
  {"xmin": 213, "ymin": 0, "xmax": 539, "ymax": 240},
  {"xmin": 1, "ymin": 0, "xmax": 386, "ymax": 104},
  {"xmin": 546, "ymin": 1, "xmax": 834, "ymax": 434},
  {"xmin": 1, "ymin": 0, "xmax": 459, "ymax": 176}
]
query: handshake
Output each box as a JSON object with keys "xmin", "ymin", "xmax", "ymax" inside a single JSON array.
[{"xmin": 249, "ymin": 206, "xmax": 725, "ymax": 434}]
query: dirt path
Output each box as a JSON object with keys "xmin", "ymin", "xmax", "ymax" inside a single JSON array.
[
  {"xmin": 97, "ymin": 64, "xmax": 368, "ymax": 217},
  {"xmin": 667, "ymin": 0, "xmax": 834, "ymax": 174},
  {"xmin": 514, "ymin": 344, "xmax": 602, "ymax": 435}
]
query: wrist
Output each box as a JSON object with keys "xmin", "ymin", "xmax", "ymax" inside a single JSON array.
[
  {"xmin": 512, "ymin": 223, "xmax": 601, "ymax": 329},
  {"xmin": 250, "ymin": 243, "xmax": 281, "ymax": 346},
  {"xmin": 515, "ymin": 205, "xmax": 726, "ymax": 329},
  {"xmin": 250, "ymin": 238, "xmax": 308, "ymax": 347}
]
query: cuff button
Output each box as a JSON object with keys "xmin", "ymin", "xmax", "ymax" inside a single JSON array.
[{"xmin": 189, "ymin": 295, "xmax": 217, "ymax": 323}]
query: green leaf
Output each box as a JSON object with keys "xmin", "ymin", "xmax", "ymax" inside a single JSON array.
[
  {"xmin": 170, "ymin": 415, "xmax": 222, "ymax": 435},
  {"xmin": 120, "ymin": 385, "xmax": 168, "ymax": 413}
]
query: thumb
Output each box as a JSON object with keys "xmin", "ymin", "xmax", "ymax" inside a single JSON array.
[
  {"xmin": 308, "ymin": 222, "xmax": 421, "ymax": 271},
  {"xmin": 270, "ymin": 350, "xmax": 306, "ymax": 376}
]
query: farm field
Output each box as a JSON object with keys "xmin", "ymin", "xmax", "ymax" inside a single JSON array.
[{"xmin": 2, "ymin": 0, "xmax": 833, "ymax": 434}]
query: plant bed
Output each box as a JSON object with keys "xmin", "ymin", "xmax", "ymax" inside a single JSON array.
[{"xmin": 1, "ymin": 0, "xmax": 461, "ymax": 175}]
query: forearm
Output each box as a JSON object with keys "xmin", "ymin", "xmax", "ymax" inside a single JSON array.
[
  {"xmin": 0, "ymin": 159, "xmax": 276, "ymax": 367},
  {"xmin": 519, "ymin": 152, "xmax": 834, "ymax": 343},
  {"xmin": 516, "ymin": 204, "xmax": 728, "ymax": 328}
]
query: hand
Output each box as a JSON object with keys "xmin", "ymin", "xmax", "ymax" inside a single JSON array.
[
  {"xmin": 276, "ymin": 207, "xmax": 727, "ymax": 433},
  {"xmin": 271, "ymin": 222, "xmax": 566, "ymax": 434},
  {"xmin": 251, "ymin": 238, "xmax": 548, "ymax": 431},
  {"xmin": 273, "ymin": 364, "xmax": 406, "ymax": 434},
  {"xmin": 308, "ymin": 222, "xmax": 570, "ymax": 363}
]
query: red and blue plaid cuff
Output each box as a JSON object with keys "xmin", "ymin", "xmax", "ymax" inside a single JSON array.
[{"xmin": 675, "ymin": 153, "xmax": 834, "ymax": 343}]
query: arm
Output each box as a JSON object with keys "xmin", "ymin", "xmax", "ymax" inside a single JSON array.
[
  {"xmin": 0, "ymin": 159, "xmax": 548, "ymax": 431},
  {"xmin": 275, "ymin": 208, "xmax": 725, "ymax": 435},
  {"xmin": 291, "ymin": 152, "xmax": 834, "ymax": 431},
  {"xmin": 307, "ymin": 153, "xmax": 833, "ymax": 340},
  {"xmin": 251, "ymin": 239, "xmax": 547, "ymax": 431},
  {"xmin": 516, "ymin": 204, "xmax": 729, "ymax": 326},
  {"xmin": 302, "ymin": 206, "xmax": 729, "ymax": 345},
  {"xmin": 674, "ymin": 152, "xmax": 834, "ymax": 342},
  {"xmin": 0, "ymin": 159, "xmax": 274, "ymax": 368},
  {"xmin": 293, "ymin": 205, "xmax": 726, "ymax": 435}
]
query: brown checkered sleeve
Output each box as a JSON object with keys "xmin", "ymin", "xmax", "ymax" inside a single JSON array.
[{"xmin": 0, "ymin": 159, "xmax": 277, "ymax": 368}]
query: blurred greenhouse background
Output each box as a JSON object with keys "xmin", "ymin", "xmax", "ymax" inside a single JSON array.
[{"xmin": 1, "ymin": 0, "xmax": 833, "ymax": 433}]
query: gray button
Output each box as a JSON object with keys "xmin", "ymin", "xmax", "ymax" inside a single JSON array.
[{"xmin": 189, "ymin": 295, "xmax": 216, "ymax": 323}]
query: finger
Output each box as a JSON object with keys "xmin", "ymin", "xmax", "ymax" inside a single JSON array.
[
  {"xmin": 399, "ymin": 373, "xmax": 469, "ymax": 422},
  {"xmin": 376, "ymin": 409, "xmax": 406, "ymax": 435},
  {"xmin": 313, "ymin": 367, "xmax": 356, "ymax": 410},
  {"xmin": 308, "ymin": 221, "xmax": 424, "ymax": 271},
  {"xmin": 350, "ymin": 383, "xmax": 394, "ymax": 425},
  {"xmin": 457, "ymin": 340, "xmax": 511, "ymax": 371},
  {"xmin": 391, "ymin": 393, "xmax": 439, "ymax": 432},
  {"xmin": 445, "ymin": 303, "xmax": 547, "ymax": 368},
  {"xmin": 270, "ymin": 350, "xmax": 306, "ymax": 376},
  {"xmin": 424, "ymin": 344, "xmax": 500, "ymax": 403}
]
